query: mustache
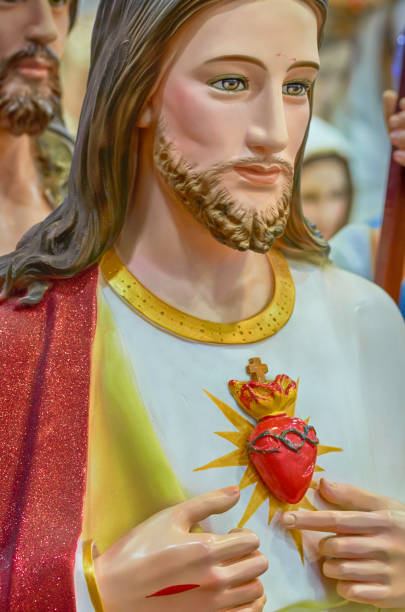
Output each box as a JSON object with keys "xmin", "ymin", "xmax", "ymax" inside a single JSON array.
[
  {"xmin": 0, "ymin": 43, "xmax": 59, "ymax": 81},
  {"xmin": 207, "ymin": 156, "xmax": 294, "ymax": 181},
  {"xmin": 156, "ymin": 121, "xmax": 294, "ymax": 183}
]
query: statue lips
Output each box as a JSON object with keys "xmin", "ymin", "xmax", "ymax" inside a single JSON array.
[
  {"xmin": 15, "ymin": 58, "xmax": 52, "ymax": 80},
  {"xmin": 233, "ymin": 164, "xmax": 281, "ymax": 186},
  {"xmin": 247, "ymin": 413, "xmax": 319, "ymax": 504}
]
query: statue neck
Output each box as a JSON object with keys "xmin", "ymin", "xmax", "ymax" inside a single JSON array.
[
  {"xmin": 0, "ymin": 130, "xmax": 50, "ymax": 256},
  {"xmin": 116, "ymin": 157, "xmax": 274, "ymax": 323}
]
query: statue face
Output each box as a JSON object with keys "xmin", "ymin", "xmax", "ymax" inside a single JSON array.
[
  {"xmin": 0, "ymin": 0, "xmax": 70, "ymax": 136},
  {"xmin": 301, "ymin": 156, "xmax": 351, "ymax": 240},
  {"xmin": 151, "ymin": 0, "xmax": 319, "ymax": 252}
]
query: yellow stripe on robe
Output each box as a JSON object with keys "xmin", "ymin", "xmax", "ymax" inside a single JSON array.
[{"xmin": 82, "ymin": 292, "xmax": 185, "ymax": 554}]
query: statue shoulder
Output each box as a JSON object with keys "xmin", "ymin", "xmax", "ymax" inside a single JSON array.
[
  {"xmin": 0, "ymin": 266, "xmax": 99, "ymax": 409},
  {"xmin": 290, "ymin": 257, "xmax": 404, "ymax": 335},
  {"xmin": 0, "ymin": 265, "xmax": 99, "ymax": 340},
  {"xmin": 320, "ymin": 263, "xmax": 405, "ymax": 344}
]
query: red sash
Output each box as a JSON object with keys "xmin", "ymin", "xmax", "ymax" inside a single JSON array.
[{"xmin": 0, "ymin": 267, "xmax": 98, "ymax": 611}]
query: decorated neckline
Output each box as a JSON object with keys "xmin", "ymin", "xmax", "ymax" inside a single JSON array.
[{"xmin": 100, "ymin": 247, "xmax": 295, "ymax": 344}]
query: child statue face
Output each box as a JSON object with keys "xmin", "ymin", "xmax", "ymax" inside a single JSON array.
[
  {"xmin": 301, "ymin": 156, "xmax": 352, "ymax": 240},
  {"xmin": 0, "ymin": 0, "xmax": 70, "ymax": 136},
  {"xmin": 145, "ymin": 0, "xmax": 320, "ymax": 252}
]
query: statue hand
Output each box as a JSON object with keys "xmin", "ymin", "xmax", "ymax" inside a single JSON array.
[
  {"xmin": 94, "ymin": 486, "xmax": 268, "ymax": 612},
  {"xmin": 281, "ymin": 478, "xmax": 405, "ymax": 609},
  {"xmin": 384, "ymin": 89, "xmax": 405, "ymax": 167}
]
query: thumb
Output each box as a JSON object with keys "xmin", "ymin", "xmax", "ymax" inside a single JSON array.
[
  {"xmin": 175, "ymin": 487, "xmax": 240, "ymax": 529},
  {"xmin": 383, "ymin": 89, "xmax": 398, "ymax": 128},
  {"xmin": 319, "ymin": 478, "xmax": 399, "ymax": 511}
]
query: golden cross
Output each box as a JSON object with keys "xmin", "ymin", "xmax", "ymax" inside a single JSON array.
[{"xmin": 246, "ymin": 358, "xmax": 268, "ymax": 383}]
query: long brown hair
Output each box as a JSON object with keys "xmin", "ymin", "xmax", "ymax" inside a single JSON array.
[
  {"xmin": 0, "ymin": 0, "xmax": 329, "ymax": 304},
  {"xmin": 69, "ymin": 0, "xmax": 79, "ymax": 29}
]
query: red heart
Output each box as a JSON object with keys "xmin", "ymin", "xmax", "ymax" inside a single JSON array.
[{"xmin": 247, "ymin": 413, "xmax": 319, "ymax": 504}]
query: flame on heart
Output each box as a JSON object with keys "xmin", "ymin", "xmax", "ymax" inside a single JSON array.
[
  {"xmin": 194, "ymin": 373, "xmax": 342, "ymax": 562},
  {"xmin": 229, "ymin": 374, "xmax": 298, "ymax": 420}
]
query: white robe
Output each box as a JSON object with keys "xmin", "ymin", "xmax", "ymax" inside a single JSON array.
[{"xmin": 76, "ymin": 258, "xmax": 405, "ymax": 611}]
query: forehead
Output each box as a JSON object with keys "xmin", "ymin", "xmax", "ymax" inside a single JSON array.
[
  {"xmin": 168, "ymin": 0, "xmax": 319, "ymax": 70},
  {"xmin": 303, "ymin": 157, "xmax": 348, "ymax": 184}
]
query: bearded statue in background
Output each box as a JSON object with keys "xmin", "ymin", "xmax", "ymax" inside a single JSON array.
[
  {"xmin": 0, "ymin": 42, "xmax": 62, "ymax": 136},
  {"xmin": 0, "ymin": 0, "xmax": 78, "ymax": 256}
]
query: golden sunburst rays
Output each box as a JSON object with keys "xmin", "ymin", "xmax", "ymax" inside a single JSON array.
[{"xmin": 194, "ymin": 390, "xmax": 342, "ymax": 562}]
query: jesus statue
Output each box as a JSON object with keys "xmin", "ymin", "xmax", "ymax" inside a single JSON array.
[{"xmin": 1, "ymin": 1, "xmax": 405, "ymax": 611}]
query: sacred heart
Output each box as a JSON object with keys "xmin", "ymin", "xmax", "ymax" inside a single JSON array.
[
  {"xmin": 195, "ymin": 358, "xmax": 342, "ymax": 554},
  {"xmin": 247, "ymin": 413, "xmax": 319, "ymax": 504}
]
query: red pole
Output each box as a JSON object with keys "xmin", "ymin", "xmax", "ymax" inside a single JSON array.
[{"xmin": 375, "ymin": 38, "xmax": 405, "ymax": 303}]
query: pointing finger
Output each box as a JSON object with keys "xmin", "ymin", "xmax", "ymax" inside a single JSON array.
[
  {"xmin": 175, "ymin": 487, "xmax": 240, "ymax": 529},
  {"xmin": 281, "ymin": 510, "xmax": 390, "ymax": 534}
]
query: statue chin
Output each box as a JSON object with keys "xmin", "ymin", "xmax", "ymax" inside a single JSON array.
[
  {"xmin": 0, "ymin": 92, "xmax": 59, "ymax": 136},
  {"xmin": 210, "ymin": 222, "xmax": 285, "ymax": 254},
  {"xmin": 153, "ymin": 132, "xmax": 291, "ymax": 254}
]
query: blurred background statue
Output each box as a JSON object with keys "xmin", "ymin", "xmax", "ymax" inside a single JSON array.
[
  {"xmin": 301, "ymin": 116, "xmax": 354, "ymax": 240},
  {"xmin": 0, "ymin": 0, "xmax": 78, "ymax": 256}
]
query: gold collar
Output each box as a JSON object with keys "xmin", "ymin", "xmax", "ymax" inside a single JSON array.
[{"xmin": 101, "ymin": 248, "xmax": 295, "ymax": 344}]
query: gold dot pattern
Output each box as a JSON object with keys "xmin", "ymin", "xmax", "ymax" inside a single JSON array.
[{"xmin": 100, "ymin": 248, "xmax": 295, "ymax": 345}]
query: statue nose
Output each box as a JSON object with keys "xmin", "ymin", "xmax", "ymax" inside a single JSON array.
[
  {"xmin": 25, "ymin": 0, "xmax": 59, "ymax": 48},
  {"xmin": 246, "ymin": 91, "xmax": 289, "ymax": 155}
]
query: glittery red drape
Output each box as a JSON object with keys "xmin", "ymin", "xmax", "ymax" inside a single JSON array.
[{"xmin": 0, "ymin": 267, "xmax": 98, "ymax": 611}]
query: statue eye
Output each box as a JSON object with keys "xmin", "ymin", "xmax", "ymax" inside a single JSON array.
[
  {"xmin": 282, "ymin": 81, "xmax": 310, "ymax": 97},
  {"xmin": 208, "ymin": 76, "xmax": 249, "ymax": 92}
]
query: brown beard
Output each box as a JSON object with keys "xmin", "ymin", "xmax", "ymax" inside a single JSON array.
[
  {"xmin": 0, "ymin": 44, "xmax": 62, "ymax": 137},
  {"xmin": 154, "ymin": 128, "xmax": 293, "ymax": 253}
]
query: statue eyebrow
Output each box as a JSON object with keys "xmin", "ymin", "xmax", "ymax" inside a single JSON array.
[
  {"xmin": 203, "ymin": 55, "xmax": 320, "ymax": 73},
  {"xmin": 287, "ymin": 60, "xmax": 320, "ymax": 72},
  {"xmin": 203, "ymin": 55, "xmax": 267, "ymax": 69}
]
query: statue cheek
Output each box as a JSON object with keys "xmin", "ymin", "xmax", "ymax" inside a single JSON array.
[
  {"xmin": 160, "ymin": 78, "xmax": 245, "ymax": 155},
  {"xmin": 285, "ymin": 101, "xmax": 310, "ymax": 158}
]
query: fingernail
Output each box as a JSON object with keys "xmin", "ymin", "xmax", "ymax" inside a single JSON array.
[
  {"xmin": 390, "ymin": 130, "xmax": 401, "ymax": 140},
  {"xmin": 223, "ymin": 486, "xmax": 239, "ymax": 496},
  {"xmin": 323, "ymin": 479, "xmax": 337, "ymax": 488},
  {"xmin": 281, "ymin": 513, "xmax": 296, "ymax": 527}
]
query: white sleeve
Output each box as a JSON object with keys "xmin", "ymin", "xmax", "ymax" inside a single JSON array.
[{"xmin": 74, "ymin": 539, "xmax": 95, "ymax": 612}]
